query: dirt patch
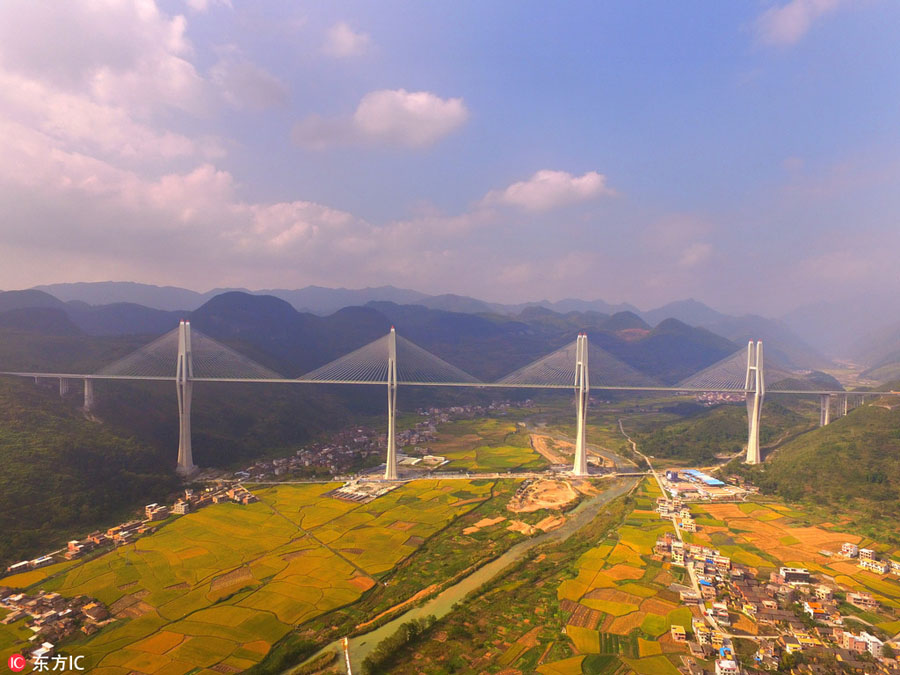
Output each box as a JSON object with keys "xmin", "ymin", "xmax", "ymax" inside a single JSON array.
[
  {"xmin": 568, "ymin": 604, "xmax": 603, "ymax": 629},
  {"xmin": 109, "ymin": 590, "xmax": 149, "ymax": 616},
  {"xmin": 586, "ymin": 589, "xmax": 644, "ymax": 605},
  {"xmin": 536, "ymin": 515, "xmax": 566, "ymax": 532},
  {"xmin": 282, "ymin": 549, "xmax": 309, "ymax": 561},
  {"xmin": 117, "ymin": 581, "xmax": 138, "ymax": 591},
  {"xmin": 571, "ymin": 479, "xmax": 599, "ymax": 497},
  {"xmin": 518, "ymin": 626, "xmax": 543, "ymax": 647},
  {"xmin": 404, "ymin": 536, "xmax": 425, "ymax": 547},
  {"xmin": 475, "ymin": 516, "xmax": 506, "ymax": 528},
  {"xmin": 658, "ymin": 632, "xmax": 689, "ymax": 654},
  {"xmin": 507, "ymin": 520, "xmax": 536, "ymax": 536},
  {"xmin": 388, "ymin": 521, "xmax": 417, "ymax": 531},
  {"xmin": 118, "ymin": 601, "xmax": 154, "ymax": 619},
  {"xmin": 339, "ymin": 548, "xmax": 365, "ymax": 555},
  {"xmin": 349, "ymin": 574, "xmax": 376, "ymax": 591},
  {"xmin": 604, "ymin": 564, "xmax": 645, "ymax": 581},
  {"xmin": 508, "ymin": 479, "xmax": 578, "ymax": 513},
  {"xmin": 164, "ymin": 582, "xmax": 188, "ymax": 591},
  {"xmin": 211, "ymin": 664, "xmax": 241, "ymax": 674},
  {"xmin": 732, "ymin": 614, "xmax": 758, "ymax": 635},
  {"xmin": 210, "ymin": 567, "xmax": 252, "ymax": 591},
  {"xmin": 530, "ymin": 434, "xmax": 570, "ymax": 463}
]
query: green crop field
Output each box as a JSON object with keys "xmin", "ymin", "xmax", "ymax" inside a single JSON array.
[
  {"xmin": 423, "ymin": 418, "xmax": 547, "ymax": 471},
  {"xmin": 0, "ymin": 479, "xmax": 496, "ymax": 672}
]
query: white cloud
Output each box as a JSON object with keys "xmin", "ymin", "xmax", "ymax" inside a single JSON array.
[
  {"xmin": 323, "ymin": 22, "xmax": 371, "ymax": 58},
  {"xmin": 678, "ymin": 242, "xmax": 713, "ymax": 268},
  {"xmin": 186, "ymin": 0, "xmax": 232, "ymax": 13},
  {"xmin": 293, "ymin": 89, "xmax": 469, "ymax": 149},
  {"xmin": 755, "ymin": 0, "xmax": 845, "ymax": 46},
  {"xmin": 211, "ymin": 57, "xmax": 288, "ymax": 110},
  {"xmin": 483, "ymin": 170, "xmax": 614, "ymax": 212}
]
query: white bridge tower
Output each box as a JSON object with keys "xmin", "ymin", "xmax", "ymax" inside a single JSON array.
[
  {"xmin": 572, "ymin": 333, "xmax": 590, "ymax": 476},
  {"xmin": 176, "ymin": 320, "xmax": 196, "ymax": 476},
  {"xmin": 384, "ymin": 327, "xmax": 399, "ymax": 481},
  {"xmin": 745, "ymin": 340, "xmax": 765, "ymax": 465}
]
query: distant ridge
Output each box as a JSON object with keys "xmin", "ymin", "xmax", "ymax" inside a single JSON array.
[{"xmin": 16, "ymin": 282, "xmax": 828, "ymax": 368}]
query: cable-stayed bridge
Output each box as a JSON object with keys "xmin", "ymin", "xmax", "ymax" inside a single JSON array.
[{"xmin": 2, "ymin": 321, "xmax": 896, "ymax": 479}]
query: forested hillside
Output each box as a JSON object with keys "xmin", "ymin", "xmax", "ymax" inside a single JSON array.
[
  {"xmin": 0, "ymin": 378, "xmax": 177, "ymax": 568},
  {"xmin": 635, "ymin": 401, "xmax": 813, "ymax": 464}
]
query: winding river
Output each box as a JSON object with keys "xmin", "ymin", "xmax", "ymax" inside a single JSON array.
[{"xmin": 295, "ymin": 475, "xmax": 637, "ymax": 673}]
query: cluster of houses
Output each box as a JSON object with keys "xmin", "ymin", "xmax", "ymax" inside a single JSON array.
[
  {"xmin": 6, "ymin": 485, "xmax": 260, "ymax": 576},
  {"xmin": 653, "ymin": 530, "xmax": 900, "ymax": 672},
  {"xmin": 657, "ymin": 496, "xmax": 698, "ymax": 532},
  {"xmin": 230, "ymin": 401, "xmax": 524, "ymax": 481},
  {"xmin": 0, "ymin": 587, "xmax": 111, "ymax": 660},
  {"xmin": 841, "ymin": 542, "xmax": 900, "ymax": 577}
]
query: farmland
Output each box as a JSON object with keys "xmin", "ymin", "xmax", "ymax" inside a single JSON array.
[
  {"xmin": 422, "ymin": 417, "xmax": 548, "ymax": 472},
  {"xmin": 0, "ymin": 479, "xmax": 503, "ymax": 672}
]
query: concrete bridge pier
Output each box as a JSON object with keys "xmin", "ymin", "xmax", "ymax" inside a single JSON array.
[
  {"xmin": 744, "ymin": 341, "xmax": 764, "ymax": 465},
  {"xmin": 83, "ymin": 378, "xmax": 95, "ymax": 413},
  {"xmin": 819, "ymin": 394, "xmax": 831, "ymax": 426},
  {"xmin": 59, "ymin": 377, "xmax": 70, "ymax": 397},
  {"xmin": 572, "ymin": 333, "xmax": 590, "ymax": 476}
]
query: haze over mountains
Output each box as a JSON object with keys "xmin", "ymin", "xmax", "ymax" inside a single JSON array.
[
  {"xmin": 21, "ymin": 281, "xmax": 847, "ymax": 363},
  {"xmin": 4, "ymin": 279, "xmax": 900, "ymax": 382}
]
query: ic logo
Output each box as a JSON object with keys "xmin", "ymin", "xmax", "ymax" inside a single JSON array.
[{"xmin": 7, "ymin": 654, "xmax": 26, "ymax": 672}]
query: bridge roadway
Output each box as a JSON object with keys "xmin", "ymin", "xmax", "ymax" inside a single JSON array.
[
  {"xmin": 242, "ymin": 469, "xmax": 651, "ymax": 486},
  {"xmin": 3, "ymin": 370, "xmax": 897, "ymax": 397}
]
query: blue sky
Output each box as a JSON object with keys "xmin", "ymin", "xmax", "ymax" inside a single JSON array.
[{"xmin": 0, "ymin": 0, "xmax": 898, "ymax": 315}]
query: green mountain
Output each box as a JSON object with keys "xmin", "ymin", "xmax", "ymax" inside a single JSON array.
[
  {"xmin": 0, "ymin": 377, "xmax": 177, "ymax": 568},
  {"xmin": 634, "ymin": 401, "xmax": 813, "ymax": 464},
  {"xmin": 737, "ymin": 403, "xmax": 900, "ymax": 544}
]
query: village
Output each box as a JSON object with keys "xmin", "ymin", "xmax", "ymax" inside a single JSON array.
[
  {"xmin": 228, "ymin": 400, "xmax": 524, "ymax": 481},
  {"xmin": 653, "ymin": 490, "xmax": 900, "ymax": 674}
]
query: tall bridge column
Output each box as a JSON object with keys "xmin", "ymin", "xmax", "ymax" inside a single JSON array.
[
  {"xmin": 384, "ymin": 327, "xmax": 399, "ymax": 481},
  {"xmin": 819, "ymin": 395, "xmax": 831, "ymax": 426},
  {"xmin": 745, "ymin": 341, "xmax": 765, "ymax": 465},
  {"xmin": 572, "ymin": 333, "xmax": 590, "ymax": 476},
  {"xmin": 59, "ymin": 377, "xmax": 70, "ymax": 397},
  {"xmin": 83, "ymin": 378, "xmax": 95, "ymax": 412},
  {"xmin": 840, "ymin": 394, "xmax": 848, "ymax": 417},
  {"xmin": 176, "ymin": 320, "xmax": 196, "ymax": 476}
]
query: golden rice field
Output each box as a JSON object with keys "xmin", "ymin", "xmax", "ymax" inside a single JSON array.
[
  {"xmin": 544, "ymin": 479, "xmax": 691, "ymax": 675},
  {"xmin": 0, "ymin": 479, "xmax": 494, "ymax": 673}
]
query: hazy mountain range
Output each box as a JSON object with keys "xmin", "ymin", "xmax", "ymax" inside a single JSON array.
[{"xmin": 21, "ymin": 281, "xmax": 846, "ymax": 366}]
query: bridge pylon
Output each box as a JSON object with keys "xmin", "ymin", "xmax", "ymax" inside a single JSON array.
[
  {"xmin": 745, "ymin": 341, "xmax": 765, "ymax": 465},
  {"xmin": 59, "ymin": 377, "xmax": 70, "ymax": 397},
  {"xmin": 572, "ymin": 334, "xmax": 590, "ymax": 476},
  {"xmin": 83, "ymin": 378, "xmax": 95, "ymax": 412},
  {"xmin": 819, "ymin": 394, "xmax": 831, "ymax": 427},
  {"xmin": 176, "ymin": 320, "xmax": 196, "ymax": 476},
  {"xmin": 384, "ymin": 327, "xmax": 399, "ymax": 481}
]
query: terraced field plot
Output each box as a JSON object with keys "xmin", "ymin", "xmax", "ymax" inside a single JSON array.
[
  {"xmin": 0, "ymin": 479, "xmax": 494, "ymax": 673},
  {"xmin": 541, "ymin": 479, "xmax": 690, "ymax": 675},
  {"xmin": 424, "ymin": 418, "xmax": 547, "ymax": 471}
]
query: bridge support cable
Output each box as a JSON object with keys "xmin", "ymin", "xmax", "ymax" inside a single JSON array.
[
  {"xmin": 176, "ymin": 321, "xmax": 196, "ymax": 476},
  {"xmin": 572, "ymin": 334, "xmax": 590, "ymax": 476},
  {"xmin": 384, "ymin": 328, "xmax": 399, "ymax": 481},
  {"xmin": 745, "ymin": 341, "xmax": 765, "ymax": 465}
]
